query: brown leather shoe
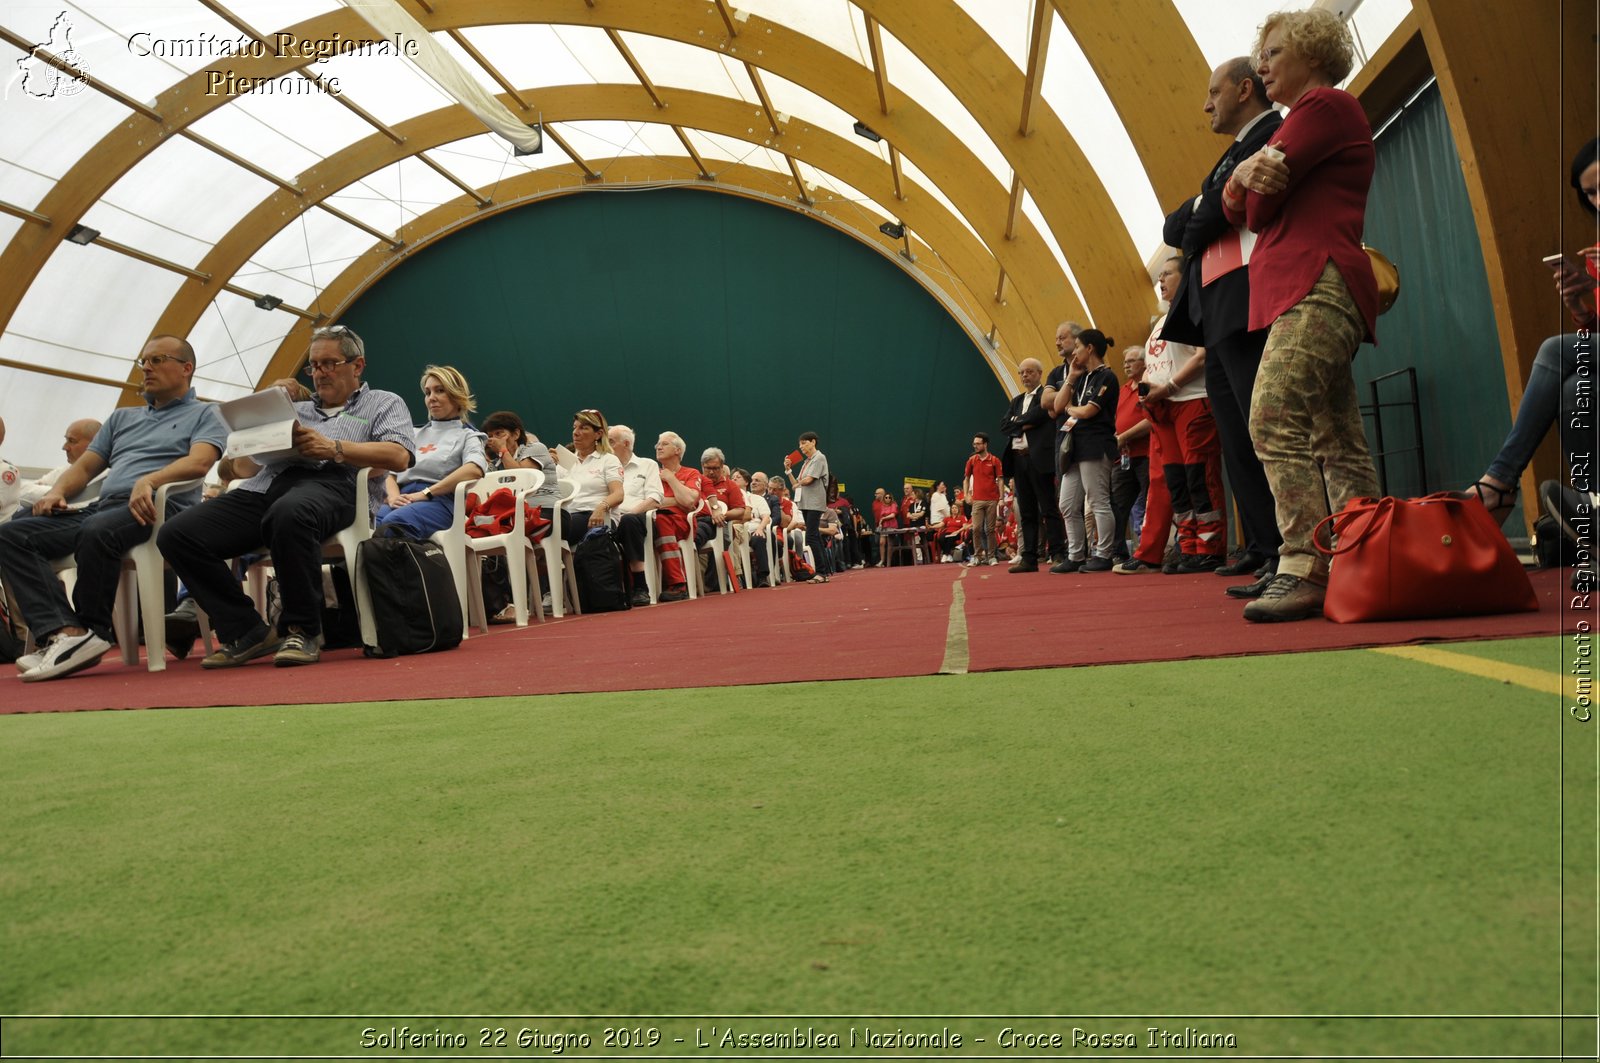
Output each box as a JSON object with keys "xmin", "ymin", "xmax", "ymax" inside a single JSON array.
[
  {"xmin": 1243, "ymin": 573, "xmax": 1326, "ymax": 622},
  {"xmin": 1008, "ymin": 557, "xmax": 1039, "ymax": 573}
]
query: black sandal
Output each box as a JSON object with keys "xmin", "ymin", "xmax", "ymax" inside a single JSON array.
[{"xmin": 1468, "ymin": 480, "xmax": 1516, "ymax": 526}]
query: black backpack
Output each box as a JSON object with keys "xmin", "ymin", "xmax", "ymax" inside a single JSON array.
[
  {"xmin": 573, "ymin": 528, "xmax": 631, "ymax": 613},
  {"xmin": 357, "ymin": 536, "xmax": 463, "ymax": 657}
]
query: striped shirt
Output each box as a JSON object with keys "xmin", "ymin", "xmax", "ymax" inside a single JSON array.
[{"xmin": 235, "ymin": 383, "xmax": 416, "ymax": 515}]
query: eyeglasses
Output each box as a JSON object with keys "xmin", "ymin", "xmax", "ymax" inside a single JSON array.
[
  {"xmin": 313, "ymin": 325, "xmax": 356, "ymax": 338},
  {"xmin": 134, "ymin": 355, "xmax": 188, "ymax": 369},
  {"xmin": 301, "ymin": 358, "xmax": 355, "ymax": 377}
]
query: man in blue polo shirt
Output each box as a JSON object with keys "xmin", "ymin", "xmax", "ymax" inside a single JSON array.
[
  {"xmin": 158, "ymin": 325, "xmax": 415, "ymax": 669},
  {"xmin": 2, "ymin": 335, "xmax": 226, "ymax": 682}
]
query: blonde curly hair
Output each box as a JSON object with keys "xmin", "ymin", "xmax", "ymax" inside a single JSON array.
[{"xmin": 1256, "ymin": 8, "xmax": 1356, "ymax": 87}]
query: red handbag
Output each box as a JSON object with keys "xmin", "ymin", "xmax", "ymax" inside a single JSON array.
[{"xmin": 1313, "ymin": 493, "xmax": 1539, "ymax": 623}]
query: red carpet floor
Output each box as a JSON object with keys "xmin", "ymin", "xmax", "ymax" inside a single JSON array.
[{"xmin": 0, "ymin": 564, "xmax": 1577, "ymax": 715}]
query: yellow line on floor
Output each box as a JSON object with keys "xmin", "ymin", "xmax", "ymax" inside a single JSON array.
[
  {"xmin": 939, "ymin": 568, "xmax": 970, "ymax": 675},
  {"xmin": 1370, "ymin": 644, "xmax": 1573, "ymax": 698}
]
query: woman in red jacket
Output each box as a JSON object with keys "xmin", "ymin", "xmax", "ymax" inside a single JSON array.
[{"xmin": 1223, "ymin": 8, "xmax": 1378, "ymax": 623}]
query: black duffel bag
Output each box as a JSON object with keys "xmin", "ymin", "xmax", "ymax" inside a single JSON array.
[
  {"xmin": 573, "ymin": 527, "xmax": 631, "ymax": 613},
  {"xmin": 357, "ymin": 535, "xmax": 463, "ymax": 657}
]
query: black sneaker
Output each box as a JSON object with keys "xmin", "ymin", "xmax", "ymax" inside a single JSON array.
[
  {"xmin": 658, "ymin": 584, "xmax": 689, "ymax": 603},
  {"xmin": 1049, "ymin": 558, "xmax": 1082, "ymax": 574},
  {"xmin": 1082, "ymin": 556, "xmax": 1113, "ymax": 572},
  {"xmin": 1113, "ymin": 558, "xmax": 1159, "ymax": 574},
  {"xmin": 165, "ymin": 599, "xmax": 200, "ymax": 661},
  {"xmin": 1008, "ymin": 558, "xmax": 1039, "ymax": 573},
  {"xmin": 202, "ymin": 624, "xmax": 282, "ymax": 669},
  {"xmin": 1540, "ymin": 480, "xmax": 1596, "ymax": 550},
  {"xmin": 1180, "ymin": 554, "xmax": 1224, "ymax": 573},
  {"xmin": 274, "ymin": 626, "xmax": 321, "ymax": 667}
]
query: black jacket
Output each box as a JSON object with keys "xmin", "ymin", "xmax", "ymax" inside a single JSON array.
[
  {"xmin": 1159, "ymin": 110, "xmax": 1283, "ymax": 348},
  {"xmin": 1000, "ymin": 387, "xmax": 1056, "ymax": 478}
]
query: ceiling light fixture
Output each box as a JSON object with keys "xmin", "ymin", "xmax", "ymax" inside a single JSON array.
[
  {"xmin": 853, "ymin": 121, "xmax": 883, "ymax": 143},
  {"xmin": 253, "ymin": 294, "xmax": 283, "ymax": 311},
  {"xmin": 879, "ymin": 221, "xmax": 905, "ymax": 240},
  {"xmin": 65, "ymin": 224, "xmax": 100, "ymax": 245}
]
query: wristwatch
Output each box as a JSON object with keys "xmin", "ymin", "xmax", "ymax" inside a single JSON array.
[{"xmin": 333, "ymin": 439, "xmax": 345, "ymax": 463}]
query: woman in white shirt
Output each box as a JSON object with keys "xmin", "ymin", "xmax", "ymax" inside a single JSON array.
[{"xmin": 551, "ymin": 408, "xmax": 623, "ymax": 550}]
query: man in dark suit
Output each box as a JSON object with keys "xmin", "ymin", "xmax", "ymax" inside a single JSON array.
[
  {"xmin": 1000, "ymin": 357, "xmax": 1066, "ymax": 572},
  {"xmin": 1160, "ymin": 57, "xmax": 1283, "ymax": 597}
]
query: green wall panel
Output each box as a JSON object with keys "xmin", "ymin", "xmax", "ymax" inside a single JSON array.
[{"xmin": 342, "ymin": 188, "xmax": 1007, "ymax": 505}]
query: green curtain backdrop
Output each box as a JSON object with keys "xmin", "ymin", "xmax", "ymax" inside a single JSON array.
[
  {"xmin": 342, "ymin": 188, "xmax": 1012, "ymax": 506},
  {"xmin": 1360, "ymin": 81, "xmax": 1506, "ymax": 504}
]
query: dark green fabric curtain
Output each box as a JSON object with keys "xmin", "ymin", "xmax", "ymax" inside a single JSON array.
[
  {"xmin": 344, "ymin": 188, "xmax": 1011, "ymax": 506},
  {"xmin": 1360, "ymin": 81, "xmax": 1504, "ymax": 502}
]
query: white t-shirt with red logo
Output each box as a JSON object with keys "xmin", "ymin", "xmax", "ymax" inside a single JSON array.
[{"xmin": 1144, "ymin": 313, "xmax": 1206, "ymax": 403}]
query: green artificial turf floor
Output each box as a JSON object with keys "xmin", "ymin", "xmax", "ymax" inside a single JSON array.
[{"xmin": 1, "ymin": 636, "xmax": 1592, "ymax": 1059}]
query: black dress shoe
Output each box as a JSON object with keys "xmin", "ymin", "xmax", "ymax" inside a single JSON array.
[
  {"xmin": 1049, "ymin": 558, "xmax": 1082, "ymax": 573},
  {"xmin": 1215, "ymin": 551, "xmax": 1266, "ymax": 576},
  {"xmin": 1180, "ymin": 554, "xmax": 1224, "ymax": 573},
  {"xmin": 1225, "ymin": 570, "xmax": 1275, "ymax": 599},
  {"xmin": 1008, "ymin": 558, "xmax": 1039, "ymax": 573}
]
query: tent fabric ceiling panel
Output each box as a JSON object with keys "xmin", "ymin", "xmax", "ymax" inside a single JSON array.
[
  {"xmin": 5, "ymin": 242, "xmax": 184, "ymax": 372},
  {"xmin": 190, "ymin": 291, "xmax": 300, "ymax": 398},
  {"xmin": 0, "ymin": 37, "xmax": 125, "ymax": 183},
  {"xmin": 952, "ymin": 0, "xmax": 1031, "ymax": 65},
  {"xmin": 739, "ymin": 0, "xmax": 867, "ymax": 64},
  {"xmin": 183, "ymin": 85, "xmax": 367, "ymax": 181},
  {"xmin": 612, "ymin": 31, "xmax": 746, "ymax": 99},
  {"xmin": 93, "ymin": 135, "xmax": 278, "ymax": 264},
  {"xmin": 874, "ymin": 26, "xmax": 1012, "ymax": 191},
  {"xmin": 0, "ymin": 159, "xmax": 56, "ymax": 215},
  {"xmin": 63, "ymin": 0, "xmax": 239, "ymax": 80},
  {"xmin": 464, "ymin": 24, "xmax": 636, "ymax": 94},
  {"xmin": 430, "ymin": 133, "xmax": 566, "ymax": 184},
  {"xmin": 0, "ymin": 370, "xmax": 124, "ymax": 471},
  {"xmin": 243, "ymin": 208, "xmax": 374, "ymax": 308},
  {"xmin": 311, "ymin": 48, "xmax": 452, "ymax": 128},
  {"xmin": 1039, "ymin": 10, "xmax": 1164, "ymax": 254}
]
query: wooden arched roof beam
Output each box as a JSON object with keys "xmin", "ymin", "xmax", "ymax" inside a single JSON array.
[
  {"xmin": 427, "ymin": 0, "xmax": 1154, "ymax": 333},
  {"xmin": 255, "ymin": 159, "xmax": 1023, "ymax": 391},
  {"xmin": 0, "ymin": 1, "xmax": 1147, "ymax": 392},
  {"xmin": 149, "ymin": 86, "xmax": 1077, "ymax": 382}
]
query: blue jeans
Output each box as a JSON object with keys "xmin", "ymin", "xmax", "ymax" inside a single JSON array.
[
  {"xmin": 1485, "ymin": 332, "xmax": 1588, "ymax": 485},
  {"xmin": 375, "ymin": 483, "xmax": 455, "ymax": 540}
]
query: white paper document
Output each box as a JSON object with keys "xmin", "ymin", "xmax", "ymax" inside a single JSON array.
[{"xmin": 218, "ymin": 388, "xmax": 301, "ymax": 463}]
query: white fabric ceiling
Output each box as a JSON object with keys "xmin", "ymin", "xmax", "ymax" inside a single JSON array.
[{"xmin": 0, "ymin": 0, "xmax": 1409, "ymax": 470}]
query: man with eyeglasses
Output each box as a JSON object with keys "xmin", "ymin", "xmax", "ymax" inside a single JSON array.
[
  {"xmin": 2, "ymin": 336, "xmax": 226, "ymax": 682},
  {"xmin": 158, "ymin": 325, "xmax": 415, "ymax": 669},
  {"xmin": 697, "ymin": 447, "xmax": 749, "ymax": 588}
]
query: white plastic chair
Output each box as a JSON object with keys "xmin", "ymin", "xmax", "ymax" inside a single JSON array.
[
  {"xmin": 461, "ymin": 468, "xmax": 546, "ymax": 632},
  {"xmin": 246, "ymin": 467, "xmax": 377, "ymax": 648},
  {"xmin": 430, "ymin": 478, "xmax": 479, "ymax": 640},
  {"xmin": 694, "ymin": 504, "xmax": 734, "ymax": 595},
  {"xmin": 21, "ymin": 480, "xmax": 213, "ymax": 670},
  {"xmin": 537, "ymin": 479, "xmax": 583, "ymax": 619}
]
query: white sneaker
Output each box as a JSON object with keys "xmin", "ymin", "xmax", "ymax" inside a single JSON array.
[
  {"xmin": 21, "ymin": 631, "xmax": 112, "ymax": 683},
  {"xmin": 986, "ymin": 557, "xmax": 999, "ymax": 566},
  {"xmin": 15, "ymin": 649, "xmax": 45, "ymax": 673}
]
